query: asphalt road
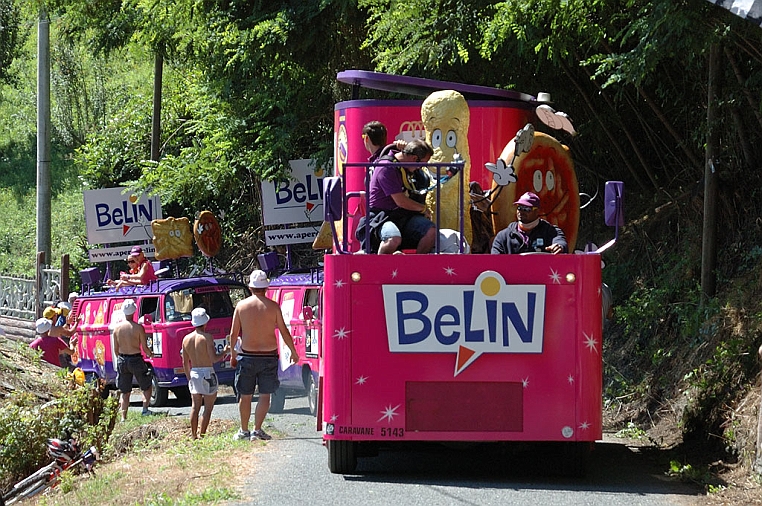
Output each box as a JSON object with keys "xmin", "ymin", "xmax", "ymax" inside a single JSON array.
[{"xmin": 131, "ymin": 389, "xmax": 705, "ymax": 506}]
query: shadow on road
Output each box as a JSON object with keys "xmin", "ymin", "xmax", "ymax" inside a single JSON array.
[{"xmin": 343, "ymin": 440, "xmax": 704, "ymax": 499}]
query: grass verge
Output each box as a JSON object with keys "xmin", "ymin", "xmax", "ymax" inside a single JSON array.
[{"xmin": 33, "ymin": 416, "xmax": 262, "ymax": 506}]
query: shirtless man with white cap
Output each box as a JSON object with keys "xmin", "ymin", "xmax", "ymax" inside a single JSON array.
[
  {"xmin": 182, "ymin": 307, "xmax": 229, "ymax": 438},
  {"xmin": 229, "ymin": 270, "xmax": 299, "ymax": 441},
  {"xmin": 112, "ymin": 298, "xmax": 154, "ymax": 421}
]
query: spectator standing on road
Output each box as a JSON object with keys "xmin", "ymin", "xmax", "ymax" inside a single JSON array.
[
  {"xmin": 112, "ymin": 298, "xmax": 155, "ymax": 422},
  {"xmin": 229, "ymin": 270, "xmax": 299, "ymax": 441},
  {"xmin": 182, "ymin": 307, "xmax": 230, "ymax": 439}
]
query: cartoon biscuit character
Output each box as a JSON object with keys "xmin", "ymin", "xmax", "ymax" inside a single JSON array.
[
  {"xmin": 421, "ymin": 90, "xmax": 472, "ymax": 244},
  {"xmin": 151, "ymin": 217, "xmax": 194, "ymax": 260},
  {"xmin": 491, "ymin": 132, "xmax": 579, "ymax": 251},
  {"xmin": 194, "ymin": 210, "xmax": 223, "ymax": 257},
  {"xmin": 94, "ymin": 340, "xmax": 106, "ymax": 366}
]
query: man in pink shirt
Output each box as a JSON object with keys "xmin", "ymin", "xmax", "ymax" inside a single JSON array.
[{"xmin": 30, "ymin": 318, "xmax": 77, "ymax": 367}]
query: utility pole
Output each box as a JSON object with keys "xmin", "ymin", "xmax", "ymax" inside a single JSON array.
[
  {"xmin": 36, "ymin": 9, "xmax": 51, "ymax": 264},
  {"xmin": 701, "ymin": 42, "xmax": 721, "ymax": 304},
  {"xmin": 151, "ymin": 51, "xmax": 163, "ymax": 162}
]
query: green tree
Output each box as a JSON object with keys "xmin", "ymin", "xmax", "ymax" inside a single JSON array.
[{"xmin": 0, "ymin": 0, "xmax": 24, "ymax": 85}]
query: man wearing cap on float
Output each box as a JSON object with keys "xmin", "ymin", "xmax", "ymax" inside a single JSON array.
[
  {"xmin": 112, "ymin": 298, "xmax": 155, "ymax": 421},
  {"xmin": 182, "ymin": 307, "xmax": 230, "ymax": 439},
  {"xmin": 30, "ymin": 317, "xmax": 77, "ymax": 367},
  {"xmin": 229, "ymin": 269, "xmax": 299, "ymax": 441},
  {"xmin": 491, "ymin": 191, "xmax": 567, "ymax": 255}
]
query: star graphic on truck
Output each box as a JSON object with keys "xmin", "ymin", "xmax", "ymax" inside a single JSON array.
[
  {"xmin": 378, "ymin": 404, "xmax": 400, "ymax": 423},
  {"xmin": 333, "ymin": 327, "xmax": 350, "ymax": 339},
  {"xmin": 584, "ymin": 332, "xmax": 598, "ymax": 353}
]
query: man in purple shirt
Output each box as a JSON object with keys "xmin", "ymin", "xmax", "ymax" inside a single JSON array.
[{"xmin": 367, "ymin": 139, "xmax": 437, "ymax": 254}]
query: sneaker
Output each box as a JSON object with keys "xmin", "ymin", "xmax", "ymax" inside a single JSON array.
[
  {"xmin": 251, "ymin": 429, "xmax": 272, "ymax": 441},
  {"xmin": 233, "ymin": 429, "xmax": 251, "ymax": 441},
  {"xmin": 141, "ymin": 409, "xmax": 154, "ymax": 416}
]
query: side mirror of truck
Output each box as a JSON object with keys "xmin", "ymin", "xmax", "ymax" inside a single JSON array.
[
  {"xmin": 302, "ymin": 305, "xmax": 314, "ymax": 321},
  {"xmin": 139, "ymin": 314, "xmax": 153, "ymax": 325},
  {"xmin": 597, "ymin": 181, "xmax": 625, "ymax": 254}
]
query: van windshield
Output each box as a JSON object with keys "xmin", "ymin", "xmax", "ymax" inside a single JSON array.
[{"xmin": 165, "ymin": 285, "xmax": 248, "ymax": 322}]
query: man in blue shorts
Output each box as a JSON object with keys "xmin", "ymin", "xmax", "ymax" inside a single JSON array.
[
  {"xmin": 366, "ymin": 139, "xmax": 437, "ymax": 254},
  {"xmin": 229, "ymin": 270, "xmax": 299, "ymax": 441}
]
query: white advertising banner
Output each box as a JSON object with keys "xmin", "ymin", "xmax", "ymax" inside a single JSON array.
[
  {"xmin": 264, "ymin": 226, "xmax": 320, "ymax": 246},
  {"xmin": 87, "ymin": 244, "xmax": 156, "ymax": 264},
  {"xmin": 260, "ymin": 159, "xmax": 326, "ymax": 226},
  {"xmin": 84, "ymin": 188, "xmax": 162, "ymax": 244}
]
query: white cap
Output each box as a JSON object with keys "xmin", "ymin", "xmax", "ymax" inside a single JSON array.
[
  {"xmin": 122, "ymin": 299, "xmax": 137, "ymax": 316},
  {"xmin": 248, "ymin": 269, "xmax": 270, "ymax": 288},
  {"xmin": 191, "ymin": 308, "xmax": 210, "ymax": 327},
  {"xmin": 35, "ymin": 318, "xmax": 53, "ymax": 334},
  {"xmin": 57, "ymin": 301, "xmax": 72, "ymax": 312},
  {"xmin": 68, "ymin": 292, "xmax": 78, "ymax": 304}
]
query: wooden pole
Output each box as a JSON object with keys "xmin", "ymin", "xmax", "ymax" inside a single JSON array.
[{"xmin": 701, "ymin": 42, "xmax": 721, "ymax": 303}]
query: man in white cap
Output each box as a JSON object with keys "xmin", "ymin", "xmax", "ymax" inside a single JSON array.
[
  {"xmin": 112, "ymin": 298, "xmax": 155, "ymax": 421},
  {"xmin": 229, "ymin": 269, "xmax": 299, "ymax": 441},
  {"xmin": 182, "ymin": 307, "xmax": 230, "ymax": 439},
  {"xmin": 29, "ymin": 317, "xmax": 77, "ymax": 367},
  {"xmin": 491, "ymin": 191, "xmax": 567, "ymax": 255}
]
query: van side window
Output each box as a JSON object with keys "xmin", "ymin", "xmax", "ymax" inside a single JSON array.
[
  {"xmin": 305, "ymin": 289, "xmax": 320, "ymax": 319},
  {"xmin": 140, "ymin": 297, "xmax": 160, "ymax": 321}
]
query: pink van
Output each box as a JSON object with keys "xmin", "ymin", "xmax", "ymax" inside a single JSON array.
[
  {"xmin": 72, "ymin": 276, "xmax": 248, "ymax": 405},
  {"xmin": 266, "ymin": 269, "xmax": 322, "ymax": 416}
]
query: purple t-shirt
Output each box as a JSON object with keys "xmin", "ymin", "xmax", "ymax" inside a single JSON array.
[
  {"xmin": 30, "ymin": 335, "xmax": 69, "ymax": 367},
  {"xmin": 368, "ymin": 158, "xmax": 406, "ymax": 211}
]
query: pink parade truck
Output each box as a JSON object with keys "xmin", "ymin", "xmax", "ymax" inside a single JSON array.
[{"xmin": 317, "ymin": 71, "xmax": 624, "ymax": 475}]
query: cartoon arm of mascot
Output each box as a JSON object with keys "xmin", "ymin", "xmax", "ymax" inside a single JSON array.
[{"xmin": 421, "ymin": 90, "xmax": 472, "ymax": 245}]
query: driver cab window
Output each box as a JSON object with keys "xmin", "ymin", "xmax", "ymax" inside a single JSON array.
[
  {"xmin": 139, "ymin": 297, "xmax": 160, "ymax": 322},
  {"xmin": 305, "ymin": 289, "xmax": 320, "ymax": 319}
]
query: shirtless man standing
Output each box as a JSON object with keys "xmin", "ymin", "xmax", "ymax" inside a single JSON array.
[
  {"xmin": 112, "ymin": 298, "xmax": 154, "ymax": 421},
  {"xmin": 229, "ymin": 270, "xmax": 299, "ymax": 441},
  {"xmin": 182, "ymin": 307, "xmax": 229, "ymax": 439}
]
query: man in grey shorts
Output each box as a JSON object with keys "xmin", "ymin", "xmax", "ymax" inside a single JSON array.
[
  {"xmin": 182, "ymin": 307, "xmax": 229, "ymax": 439},
  {"xmin": 112, "ymin": 298, "xmax": 154, "ymax": 421},
  {"xmin": 229, "ymin": 270, "xmax": 299, "ymax": 441}
]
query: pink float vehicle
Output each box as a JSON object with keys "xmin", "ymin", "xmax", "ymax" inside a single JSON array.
[{"xmin": 318, "ymin": 71, "xmax": 624, "ymax": 475}]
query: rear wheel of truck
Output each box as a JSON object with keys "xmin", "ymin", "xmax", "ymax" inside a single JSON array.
[{"xmin": 327, "ymin": 440, "xmax": 357, "ymax": 474}]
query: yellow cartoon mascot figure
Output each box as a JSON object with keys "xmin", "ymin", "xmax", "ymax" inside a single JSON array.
[{"xmin": 421, "ymin": 90, "xmax": 472, "ymax": 245}]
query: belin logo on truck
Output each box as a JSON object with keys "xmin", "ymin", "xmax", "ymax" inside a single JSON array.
[{"xmin": 382, "ymin": 271, "xmax": 545, "ymax": 376}]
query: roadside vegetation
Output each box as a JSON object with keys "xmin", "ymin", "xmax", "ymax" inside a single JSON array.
[{"xmin": 2, "ymin": 0, "xmax": 762, "ymax": 503}]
